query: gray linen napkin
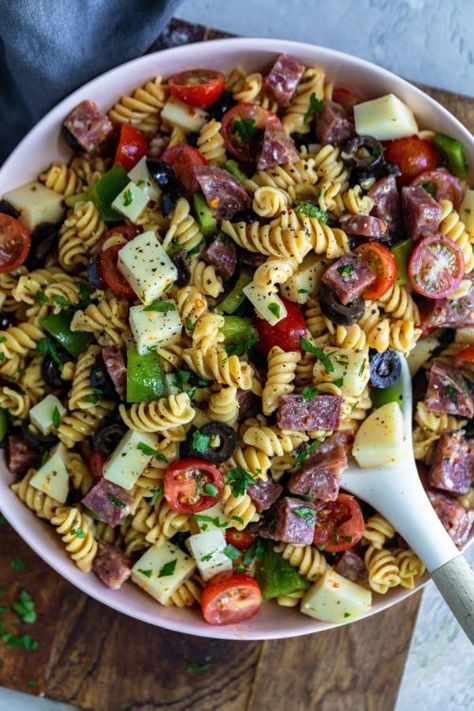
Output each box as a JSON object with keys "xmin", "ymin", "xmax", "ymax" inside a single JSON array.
[{"xmin": 0, "ymin": 0, "xmax": 181, "ymax": 163}]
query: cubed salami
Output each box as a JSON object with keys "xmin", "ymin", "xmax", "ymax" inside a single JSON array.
[
  {"xmin": 411, "ymin": 169, "xmax": 463, "ymax": 210},
  {"xmin": 264, "ymin": 54, "xmax": 305, "ymax": 107},
  {"xmin": 429, "ymin": 431, "xmax": 472, "ymax": 494},
  {"xmin": 322, "ymin": 255, "xmax": 376, "ymax": 305},
  {"xmin": 271, "ymin": 496, "xmax": 317, "ymax": 544},
  {"xmin": 247, "ymin": 478, "xmax": 283, "ymax": 513},
  {"xmin": 367, "ymin": 175, "xmax": 400, "ymax": 232},
  {"xmin": 339, "ymin": 214, "xmax": 389, "ymax": 239},
  {"xmin": 82, "ymin": 479, "xmax": 133, "ymax": 527},
  {"xmin": 419, "ymin": 282, "xmax": 474, "ymax": 329},
  {"xmin": 92, "ymin": 541, "xmax": 132, "ymax": 590},
  {"xmin": 402, "ymin": 185, "xmax": 442, "ymax": 241},
  {"xmin": 7, "ymin": 437, "xmax": 40, "ymax": 476},
  {"xmin": 315, "ymin": 101, "xmax": 355, "ymax": 146},
  {"xmin": 334, "ymin": 549, "xmax": 367, "ymax": 583},
  {"xmin": 202, "ymin": 235, "xmax": 237, "ymax": 279},
  {"xmin": 63, "ymin": 100, "xmax": 113, "ymax": 153},
  {"xmin": 288, "ymin": 446, "xmax": 347, "ymax": 500},
  {"xmin": 195, "ymin": 166, "xmax": 251, "ymax": 220},
  {"xmin": 316, "ymin": 430, "xmax": 355, "ymax": 455},
  {"xmin": 424, "ymin": 362, "xmax": 474, "ymax": 418},
  {"xmin": 277, "ymin": 394, "xmax": 343, "ymax": 431},
  {"xmin": 427, "ymin": 490, "xmax": 474, "ymax": 547},
  {"xmin": 102, "ymin": 346, "xmax": 126, "ymax": 400},
  {"xmin": 236, "ymin": 389, "xmax": 259, "ymax": 420},
  {"xmin": 257, "ymin": 122, "xmax": 299, "ymax": 170}
]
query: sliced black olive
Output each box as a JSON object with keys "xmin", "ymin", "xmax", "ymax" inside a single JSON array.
[
  {"xmin": 87, "ymin": 257, "xmax": 105, "ymax": 290},
  {"xmin": 0, "ymin": 312, "xmax": 15, "ymax": 330},
  {"xmin": 161, "ymin": 188, "xmax": 182, "ymax": 215},
  {"xmin": 0, "ymin": 200, "xmax": 20, "ymax": 219},
  {"xmin": 319, "ymin": 283, "xmax": 365, "ymax": 325},
  {"xmin": 61, "ymin": 125, "xmax": 83, "ymax": 153},
  {"xmin": 92, "ymin": 420, "xmax": 127, "ymax": 458},
  {"xmin": 207, "ymin": 90, "xmax": 236, "ymax": 121},
  {"xmin": 186, "ymin": 132, "xmax": 199, "ymax": 148},
  {"xmin": 41, "ymin": 348, "xmax": 70, "ymax": 389},
  {"xmin": 342, "ymin": 135, "xmax": 384, "ymax": 171},
  {"xmin": 27, "ymin": 223, "xmax": 59, "ymax": 267},
  {"xmin": 169, "ymin": 531, "xmax": 191, "ymax": 551},
  {"xmin": 232, "ymin": 208, "xmax": 270, "ymax": 225},
  {"xmin": 22, "ymin": 423, "xmax": 58, "ymax": 453},
  {"xmin": 184, "ymin": 423, "xmax": 236, "ymax": 464},
  {"xmin": 90, "ymin": 363, "xmax": 116, "ymax": 399},
  {"xmin": 172, "ymin": 252, "xmax": 191, "ymax": 287},
  {"xmin": 146, "ymin": 158, "xmax": 179, "ymax": 192},
  {"xmin": 369, "ymin": 350, "xmax": 401, "ymax": 388},
  {"xmin": 291, "ymin": 132, "xmax": 311, "ymax": 149}
]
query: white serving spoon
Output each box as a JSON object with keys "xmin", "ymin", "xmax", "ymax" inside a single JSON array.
[{"xmin": 340, "ymin": 354, "xmax": 474, "ymax": 643}]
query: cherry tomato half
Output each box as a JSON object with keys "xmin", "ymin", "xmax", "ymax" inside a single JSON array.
[
  {"xmin": 89, "ymin": 451, "xmax": 105, "ymax": 479},
  {"xmin": 455, "ymin": 347, "xmax": 474, "ymax": 365},
  {"xmin": 332, "ymin": 86, "xmax": 361, "ymax": 108},
  {"xmin": 383, "ymin": 136, "xmax": 437, "ymax": 187},
  {"xmin": 253, "ymin": 297, "xmax": 306, "ymax": 357},
  {"xmin": 225, "ymin": 528, "xmax": 256, "ymax": 551},
  {"xmin": 221, "ymin": 103, "xmax": 281, "ymax": 162},
  {"xmin": 94, "ymin": 224, "xmax": 140, "ymax": 255},
  {"xmin": 201, "ymin": 572, "xmax": 262, "ymax": 625},
  {"xmin": 355, "ymin": 242, "xmax": 397, "ymax": 300},
  {"xmin": 313, "ymin": 494, "xmax": 365, "ymax": 553},
  {"xmin": 99, "ymin": 243, "xmax": 136, "ymax": 298},
  {"xmin": 114, "ymin": 124, "xmax": 148, "ymax": 172},
  {"xmin": 169, "ymin": 69, "xmax": 225, "ymax": 108},
  {"xmin": 0, "ymin": 214, "xmax": 31, "ymax": 273},
  {"xmin": 161, "ymin": 144, "xmax": 207, "ymax": 194},
  {"xmin": 408, "ymin": 234, "xmax": 465, "ymax": 299},
  {"xmin": 164, "ymin": 458, "xmax": 224, "ymax": 514}
]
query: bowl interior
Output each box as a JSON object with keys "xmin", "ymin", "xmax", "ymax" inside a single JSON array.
[{"xmin": 0, "ymin": 37, "xmax": 473, "ymax": 640}]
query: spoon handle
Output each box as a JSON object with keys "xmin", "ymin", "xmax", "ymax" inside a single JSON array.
[{"xmin": 431, "ymin": 556, "xmax": 474, "ymax": 644}]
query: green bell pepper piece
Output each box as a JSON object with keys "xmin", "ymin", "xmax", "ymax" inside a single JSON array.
[
  {"xmin": 434, "ymin": 133, "xmax": 468, "ymax": 180},
  {"xmin": 88, "ymin": 165, "xmax": 130, "ymax": 222},
  {"xmin": 41, "ymin": 311, "xmax": 92, "ymax": 358},
  {"xmin": 370, "ymin": 383, "xmax": 404, "ymax": 410},
  {"xmin": 223, "ymin": 159, "xmax": 247, "ymax": 184},
  {"xmin": 256, "ymin": 540, "xmax": 309, "ymax": 601},
  {"xmin": 222, "ymin": 315, "xmax": 253, "ymax": 344},
  {"xmin": 391, "ymin": 238, "xmax": 413, "ymax": 286},
  {"xmin": 126, "ymin": 346, "xmax": 168, "ymax": 403},
  {"xmin": 192, "ymin": 193, "xmax": 217, "ymax": 238},
  {"xmin": 217, "ymin": 268, "xmax": 253, "ymax": 314},
  {"xmin": 0, "ymin": 408, "xmax": 9, "ymax": 443},
  {"xmin": 64, "ymin": 191, "xmax": 89, "ymax": 208}
]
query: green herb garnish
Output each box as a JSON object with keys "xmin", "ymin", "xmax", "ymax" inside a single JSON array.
[
  {"xmin": 226, "ymin": 467, "xmax": 256, "ymax": 497},
  {"xmin": 108, "ymin": 494, "xmax": 125, "ymax": 508},
  {"xmin": 301, "ymin": 386, "xmax": 319, "ymax": 401},
  {"xmin": 192, "ymin": 430, "xmax": 211, "ymax": 455},
  {"xmin": 194, "ymin": 514, "xmax": 228, "ymax": 529},
  {"xmin": 232, "ymin": 117, "xmax": 260, "ymax": 142},
  {"xmin": 304, "ymin": 93, "xmax": 324, "ymax": 122},
  {"xmin": 338, "ymin": 264, "xmax": 354, "ymax": 279},
  {"xmin": 293, "ymin": 506, "xmax": 316, "ymax": 526},
  {"xmin": 10, "ymin": 557, "xmax": 25, "ymax": 572},
  {"xmin": 301, "ymin": 337, "xmax": 334, "ymax": 373},
  {"xmin": 123, "ymin": 188, "xmax": 134, "ymax": 206},
  {"xmin": 143, "ymin": 300, "xmax": 176, "ymax": 313},
  {"xmin": 11, "ymin": 590, "xmax": 36, "ymax": 624},
  {"xmin": 294, "ymin": 202, "xmax": 329, "ymax": 223},
  {"xmin": 150, "ymin": 486, "xmax": 163, "ymax": 506},
  {"xmin": 223, "ymin": 544, "xmax": 240, "ymax": 560},
  {"xmin": 53, "ymin": 294, "xmax": 70, "ymax": 308},
  {"xmin": 52, "ymin": 406, "xmax": 61, "ymax": 430},
  {"xmin": 137, "ymin": 442, "xmax": 168, "ymax": 461},
  {"xmin": 138, "ymin": 568, "xmax": 152, "ymax": 578},
  {"xmin": 158, "ymin": 559, "xmax": 177, "ymax": 578},
  {"xmin": 36, "ymin": 338, "xmax": 63, "ymax": 370},
  {"xmin": 203, "ymin": 483, "xmax": 218, "ymax": 497},
  {"xmin": 294, "ymin": 439, "xmax": 322, "ymax": 468},
  {"xmin": 186, "ymin": 662, "xmax": 211, "ymax": 673},
  {"xmin": 421, "ymin": 181, "xmax": 436, "ymax": 197},
  {"xmin": 36, "ymin": 292, "xmax": 47, "ymax": 305}
]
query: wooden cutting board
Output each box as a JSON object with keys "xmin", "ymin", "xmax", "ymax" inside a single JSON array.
[{"xmin": 1, "ymin": 18, "xmax": 473, "ymax": 711}]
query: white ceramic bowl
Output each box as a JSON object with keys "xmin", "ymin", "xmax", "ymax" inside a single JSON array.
[{"xmin": 1, "ymin": 38, "xmax": 473, "ymax": 640}]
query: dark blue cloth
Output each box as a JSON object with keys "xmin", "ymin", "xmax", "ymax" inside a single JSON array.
[{"xmin": 0, "ymin": 0, "xmax": 181, "ymax": 163}]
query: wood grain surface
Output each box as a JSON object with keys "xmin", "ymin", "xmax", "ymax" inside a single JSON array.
[{"xmin": 0, "ymin": 17, "xmax": 473, "ymax": 711}]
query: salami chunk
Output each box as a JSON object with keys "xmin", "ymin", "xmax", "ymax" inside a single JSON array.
[
  {"xmin": 367, "ymin": 175, "xmax": 400, "ymax": 231},
  {"xmin": 202, "ymin": 235, "xmax": 237, "ymax": 279},
  {"xmin": 339, "ymin": 214, "xmax": 389, "ymax": 240},
  {"xmin": 429, "ymin": 431, "xmax": 472, "ymax": 495},
  {"xmin": 236, "ymin": 389, "xmax": 259, "ymax": 420},
  {"xmin": 277, "ymin": 393, "xmax": 343, "ymax": 431},
  {"xmin": 316, "ymin": 430, "xmax": 355, "ymax": 455},
  {"xmin": 427, "ymin": 490, "xmax": 474, "ymax": 546},
  {"xmin": 82, "ymin": 479, "xmax": 133, "ymax": 527},
  {"xmin": 420, "ymin": 281, "xmax": 474, "ymax": 329},
  {"xmin": 93, "ymin": 541, "xmax": 132, "ymax": 590},
  {"xmin": 257, "ymin": 122, "xmax": 299, "ymax": 170},
  {"xmin": 322, "ymin": 255, "xmax": 376, "ymax": 305},
  {"xmin": 63, "ymin": 100, "xmax": 113, "ymax": 153},
  {"xmin": 402, "ymin": 185, "xmax": 442, "ymax": 241},
  {"xmin": 315, "ymin": 101, "xmax": 355, "ymax": 146},
  {"xmin": 247, "ymin": 478, "xmax": 283, "ymax": 513},
  {"xmin": 271, "ymin": 496, "xmax": 317, "ymax": 544},
  {"xmin": 195, "ymin": 166, "xmax": 251, "ymax": 220},
  {"xmin": 288, "ymin": 445, "xmax": 347, "ymax": 500},
  {"xmin": 264, "ymin": 54, "xmax": 305, "ymax": 107},
  {"xmin": 7, "ymin": 437, "xmax": 40, "ymax": 476},
  {"xmin": 334, "ymin": 549, "xmax": 367, "ymax": 583},
  {"xmin": 411, "ymin": 169, "xmax": 463, "ymax": 210},
  {"xmin": 424, "ymin": 362, "xmax": 474, "ymax": 418},
  {"xmin": 102, "ymin": 346, "xmax": 126, "ymax": 400}
]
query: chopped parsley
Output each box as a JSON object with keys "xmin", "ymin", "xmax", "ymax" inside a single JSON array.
[
  {"xmin": 79, "ymin": 282, "xmax": 92, "ymax": 307},
  {"xmin": 158, "ymin": 559, "xmax": 177, "ymax": 578},
  {"xmin": 12, "ymin": 590, "xmax": 36, "ymax": 624},
  {"xmin": 242, "ymin": 539, "xmax": 265, "ymax": 567},
  {"xmin": 123, "ymin": 188, "xmax": 134, "ymax": 206},
  {"xmin": 186, "ymin": 662, "xmax": 211, "ymax": 673},
  {"xmin": 232, "ymin": 117, "xmax": 260, "ymax": 142},
  {"xmin": 445, "ymin": 385, "xmax": 458, "ymax": 403},
  {"xmin": 268, "ymin": 302, "xmax": 281, "ymax": 319},
  {"xmin": 301, "ymin": 386, "xmax": 319, "ymax": 401},
  {"xmin": 137, "ymin": 442, "xmax": 168, "ymax": 461},
  {"xmin": 294, "ymin": 439, "xmax": 322, "ymax": 468},
  {"xmin": 138, "ymin": 568, "xmax": 152, "ymax": 578},
  {"xmin": 301, "ymin": 337, "xmax": 334, "ymax": 373},
  {"xmin": 84, "ymin": 387, "xmax": 102, "ymax": 404},
  {"xmin": 223, "ymin": 544, "xmax": 240, "ymax": 560},
  {"xmin": 36, "ymin": 292, "xmax": 47, "ymax": 305},
  {"xmin": 421, "ymin": 181, "xmax": 436, "ymax": 197},
  {"xmin": 108, "ymin": 494, "xmax": 125, "ymax": 509},
  {"xmin": 10, "ymin": 557, "xmax": 25, "ymax": 572},
  {"xmin": 203, "ymin": 483, "xmax": 218, "ymax": 497},
  {"xmin": 294, "ymin": 202, "xmax": 329, "ymax": 223},
  {"xmin": 52, "ymin": 406, "xmax": 61, "ymax": 430},
  {"xmin": 343, "ymin": 612, "xmax": 351, "ymax": 618},
  {"xmin": 26, "ymin": 680, "xmax": 37, "ymax": 689},
  {"xmin": 185, "ymin": 317, "xmax": 195, "ymax": 332},
  {"xmin": 304, "ymin": 93, "xmax": 324, "ymax": 122},
  {"xmin": 226, "ymin": 327, "xmax": 258, "ymax": 357},
  {"xmin": 293, "ymin": 506, "xmax": 316, "ymax": 526},
  {"xmin": 194, "ymin": 514, "xmax": 227, "ymax": 529},
  {"xmin": 333, "ymin": 377, "xmax": 344, "ymax": 387},
  {"xmin": 150, "ymin": 486, "xmax": 163, "ymax": 506},
  {"xmin": 36, "ymin": 338, "xmax": 63, "ymax": 370},
  {"xmin": 231, "ymin": 515, "xmax": 245, "ymax": 526},
  {"xmin": 70, "ymin": 528, "xmax": 85, "ymax": 539},
  {"xmin": 226, "ymin": 467, "xmax": 256, "ymax": 497},
  {"xmin": 143, "ymin": 300, "xmax": 176, "ymax": 313},
  {"xmin": 338, "ymin": 264, "xmax": 354, "ymax": 280},
  {"xmin": 53, "ymin": 294, "xmax": 70, "ymax": 308},
  {"xmin": 192, "ymin": 430, "xmax": 211, "ymax": 455}
]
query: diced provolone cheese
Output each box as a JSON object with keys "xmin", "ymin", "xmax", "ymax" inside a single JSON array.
[
  {"xmin": 243, "ymin": 282, "xmax": 287, "ymax": 325},
  {"xmin": 354, "ymin": 94, "xmax": 418, "ymax": 141},
  {"xmin": 111, "ymin": 181, "xmax": 149, "ymax": 222},
  {"xmin": 29, "ymin": 443, "xmax": 70, "ymax": 503},
  {"xmin": 129, "ymin": 302, "xmax": 182, "ymax": 355},
  {"xmin": 104, "ymin": 429, "xmax": 158, "ymax": 489},
  {"xmin": 301, "ymin": 569, "xmax": 372, "ymax": 623},
  {"xmin": 352, "ymin": 401, "xmax": 405, "ymax": 468},
  {"xmin": 280, "ymin": 253, "xmax": 328, "ymax": 304},
  {"xmin": 186, "ymin": 529, "xmax": 232, "ymax": 581},
  {"xmin": 131, "ymin": 541, "xmax": 195, "ymax": 604},
  {"xmin": 3, "ymin": 181, "xmax": 65, "ymax": 230},
  {"xmin": 127, "ymin": 157, "xmax": 160, "ymax": 201},
  {"xmin": 118, "ymin": 231, "xmax": 177, "ymax": 304},
  {"xmin": 312, "ymin": 347, "xmax": 370, "ymax": 397},
  {"xmin": 160, "ymin": 96, "xmax": 208, "ymax": 133},
  {"xmin": 191, "ymin": 500, "xmax": 231, "ymax": 533},
  {"xmin": 406, "ymin": 336, "xmax": 439, "ymax": 376},
  {"xmin": 460, "ymin": 189, "xmax": 474, "ymax": 235},
  {"xmin": 29, "ymin": 394, "xmax": 66, "ymax": 436}
]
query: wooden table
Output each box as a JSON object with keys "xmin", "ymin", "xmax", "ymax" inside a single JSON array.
[{"xmin": 1, "ymin": 18, "xmax": 473, "ymax": 711}]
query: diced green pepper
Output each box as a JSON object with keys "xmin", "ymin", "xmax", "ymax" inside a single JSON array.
[
  {"xmin": 0, "ymin": 408, "xmax": 9, "ymax": 443},
  {"xmin": 126, "ymin": 346, "xmax": 167, "ymax": 403},
  {"xmin": 88, "ymin": 165, "xmax": 130, "ymax": 222},
  {"xmin": 256, "ymin": 540, "xmax": 308, "ymax": 601},
  {"xmin": 217, "ymin": 268, "xmax": 253, "ymax": 314},
  {"xmin": 370, "ymin": 384, "xmax": 404, "ymax": 410},
  {"xmin": 222, "ymin": 315, "xmax": 254, "ymax": 344},
  {"xmin": 391, "ymin": 238, "xmax": 413, "ymax": 286},
  {"xmin": 192, "ymin": 193, "xmax": 217, "ymax": 238},
  {"xmin": 434, "ymin": 133, "xmax": 468, "ymax": 180},
  {"xmin": 41, "ymin": 311, "xmax": 92, "ymax": 357},
  {"xmin": 223, "ymin": 159, "xmax": 247, "ymax": 184}
]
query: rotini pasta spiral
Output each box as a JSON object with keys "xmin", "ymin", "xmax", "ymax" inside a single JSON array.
[
  {"xmin": 282, "ymin": 67, "xmax": 325, "ymax": 135},
  {"xmin": 182, "ymin": 347, "xmax": 253, "ymax": 390},
  {"xmin": 412, "ymin": 425, "xmax": 440, "ymax": 463},
  {"xmin": 243, "ymin": 425, "xmax": 307, "ymax": 457},
  {"xmin": 70, "ymin": 294, "xmax": 129, "ymax": 346},
  {"xmin": 0, "ymin": 386, "xmax": 34, "ymax": 418},
  {"xmin": 233, "ymin": 72, "xmax": 263, "ymax": 102},
  {"xmin": 68, "ymin": 344, "xmax": 103, "ymax": 410},
  {"xmin": 145, "ymin": 499, "xmax": 191, "ymax": 545},
  {"xmin": 277, "ymin": 210, "xmax": 350, "ymax": 259},
  {"xmin": 119, "ymin": 392, "xmax": 195, "ymax": 433},
  {"xmin": 39, "ymin": 162, "xmax": 84, "ymax": 196},
  {"xmin": 175, "ymin": 286, "xmax": 208, "ymax": 333},
  {"xmin": 225, "ymin": 444, "xmax": 270, "ymax": 479},
  {"xmin": 69, "ymin": 156, "xmax": 109, "ymax": 187},
  {"xmin": 59, "ymin": 201, "xmax": 106, "ymax": 272},
  {"xmin": 57, "ymin": 403, "xmax": 114, "ymax": 448},
  {"xmin": 11, "ymin": 469, "xmax": 60, "ymax": 520},
  {"xmin": 20, "ymin": 356, "xmax": 45, "ymax": 401},
  {"xmin": 253, "ymin": 186, "xmax": 290, "ymax": 218},
  {"xmin": 275, "ymin": 543, "xmax": 328, "ymax": 581},
  {"xmin": 388, "ymin": 319, "xmax": 421, "ymax": 354},
  {"xmin": 245, "ymin": 159, "xmax": 318, "ymax": 198},
  {"xmin": 221, "ymin": 220, "xmax": 311, "ymax": 262},
  {"xmin": 197, "ymin": 118, "xmax": 226, "ymax": 165},
  {"xmin": 277, "ymin": 590, "xmax": 305, "ymax": 607},
  {"xmin": 304, "ymin": 299, "xmax": 327, "ymax": 338},
  {"xmin": 415, "ymin": 402, "xmax": 465, "ymax": 434},
  {"xmin": 192, "ymin": 313, "xmax": 225, "ymax": 354},
  {"xmin": 156, "ymin": 342, "xmax": 184, "ymax": 372},
  {"xmin": 0, "ymin": 321, "xmax": 44, "ymax": 360},
  {"xmin": 108, "ymin": 76, "xmax": 167, "ymax": 132},
  {"xmin": 12, "ymin": 267, "xmax": 68, "ymax": 304},
  {"xmin": 164, "ymin": 576, "xmax": 203, "ymax": 608},
  {"xmin": 51, "ymin": 506, "xmax": 98, "ymax": 572},
  {"xmin": 363, "ymin": 514, "xmax": 396, "ymax": 549},
  {"xmin": 324, "ymin": 318, "xmax": 367, "ymax": 352},
  {"xmin": 337, "ymin": 185, "xmax": 374, "ymax": 216},
  {"xmin": 358, "ymin": 302, "xmax": 391, "ymax": 353},
  {"xmin": 312, "ymin": 144, "xmax": 349, "ymax": 187},
  {"xmin": 207, "ymin": 386, "xmax": 239, "ymax": 425},
  {"xmin": 68, "ymin": 452, "xmax": 94, "ymax": 496},
  {"xmin": 364, "ymin": 545, "xmax": 401, "ymax": 594},
  {"xmin": 190, "ymin": 259, "xmax": 224, "ymax": 299},
  {"xmin": 376, "ymin": 283, "xmax": 420, "ymax": 322},
  {"xmin": 394, "ymin": 549, "xmax": 426, "ymax": 589},
  {"xmin": 262, "ymin": 346, "xmax": 299, "ymax": 416},
  {"xmin": 221, "ymin": 484, "xmax": 259, "ymax": 531},
  {"xmin": 253, "ymin": 256, "xmax": 298, "ymax": 293},
  {"xmin": 439, "ymin": 199, "xmax": 474, "ymax": 273},
  {"xmin": 163, "ymin": 198, "xmax": 203, "ymax": 253}
]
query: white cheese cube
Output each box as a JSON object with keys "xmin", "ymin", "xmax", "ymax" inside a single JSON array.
[
  {"xmin": 191, "ymin": 501, "xmax": 231, "ymax": 532},
  {"xmin": 118, "ymin": 231, "xmax": 178, "ymax": 304},
  {"xmin": 312, "ymin": 347, "xmax": 370, "ymax": 397},
  {"xmin": 186, "ymin": 530, "xmax": 233, "ymax": 581},
  {"xmin": 161, "ymin": 96, "xmax": 208, "ymax": 133},
  {"xmin": 129, "ymin": 302, "xmax": 182, "ymax": 355},
  {"xmin": 460, "ymin": 189, "xmax": 474, "ymax": 235},
  {"xmin": 352, "ymin": 401, "xmax": 406, "ymax": 468},
  {"xmin": 131, "ymin": 541, "xmax": 195, "ymax": 604},
  {"xmin": 29, "ymin": 443, "xmax": 70, "ymax": 503},
  {"xmin": 111, "ymin": 181, "xmax": 149, "ymax": 223},
  {"xmin": 407, "ymin": 337, "xmax": 439, "ymax": 376},
  {"xmin": 104, "ymin": 430, "xmax": 158, "ymax": 489},
  {"xmin": 301, "ymin": 569, "xmax": 372, "ymax": 623},
  {"xmin": 3, "ymin": 181, "xmax": 65, "ymax": 230},
  {"xmin": 354, "ymin": 94, "xmax": 418, "ymax": 141},
  {"xmin": 280, "ymin": 254, "xmax": 327, "ymax": 305},
  {"xmin": 127, "ymin": 157, "xmax": 160, "ymax": 201},
  {"xmin": 243, "ymin": 282, "xmax": 287, "ymax": 326},
  {"xmin": 29, "ymin": 394, "xmax": 66, "ymax": 436}
]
